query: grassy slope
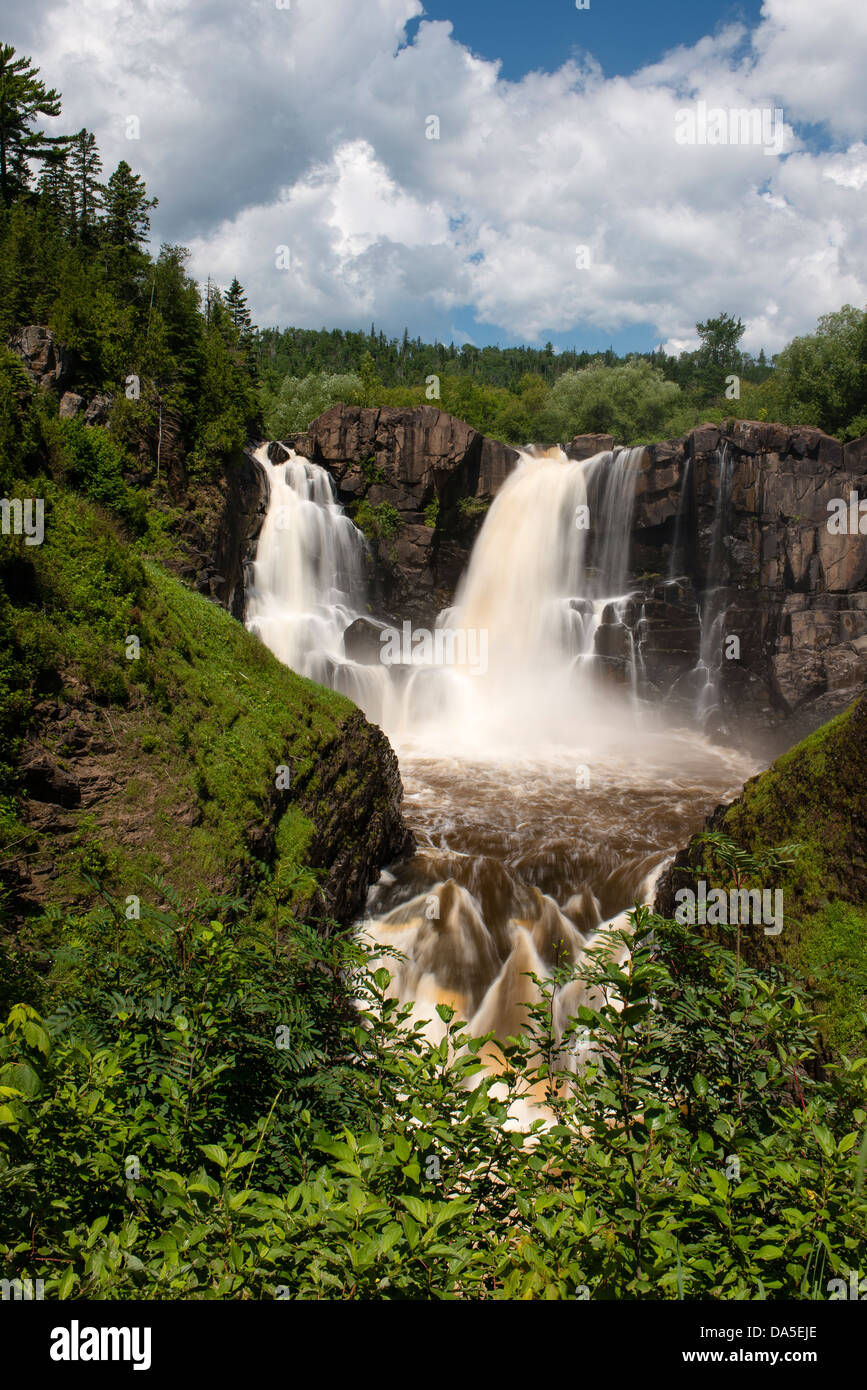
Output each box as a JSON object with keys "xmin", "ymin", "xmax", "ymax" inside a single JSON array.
[
  {"xmin": 690, "ymin": 695, "xmax": 867, "ymax": 1053},
  {"xmin": 0, "ymin": 469, "xmax": 368, "ymax": 933}
]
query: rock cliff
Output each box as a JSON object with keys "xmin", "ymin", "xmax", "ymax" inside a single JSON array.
[{"xmin": 253, "ymin": 406, "xmax": 867, "ymax": 743}]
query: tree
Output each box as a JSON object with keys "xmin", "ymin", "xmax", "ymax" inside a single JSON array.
[
  {"xmin": 696, "ymin": 312, "xmax": 746, "ymax": 369},
  {"xmin": 224, "ymin": 277, "xmax": 251, "ymax": 336},
  {"xmin": 103, "ymin": 160, "xmax": 156, "ymax": 250},
  {"xmin": 37, "ymin": 145, "xmax": 75, "ymax": 228},
  {"xmin": 69, "ymin": 128, "xmax": 104, "ymax": 240},
  {"xmin": 0, "ymin": 45, "xmax": 66, "ymax": 206},
  {"xmin": 540, "ymin": 359, "xmax": 683, "ymax": 444},
  {"xmin": 691, "ymin": 312, "xmax": 746, "ymax": 399},
  {"xmin": 773, "ymin": 304, "xmax": 867, "ymax": 438}
]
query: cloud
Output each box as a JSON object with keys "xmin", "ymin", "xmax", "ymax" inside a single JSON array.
[{"xmin": 6, "ymin": 0, "xmax": 867, "ymax": 350}]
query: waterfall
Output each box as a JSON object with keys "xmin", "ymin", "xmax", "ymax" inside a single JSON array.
[
  {"xmin": 247, "ymin": 442, "xmax": 648, "ymax": 750},
  {"xmin": 407, "ymin": 444, "xmax": 648, "ymax": 749},
  {"xmin": 244, "ymin": 448, "xmax": 367, "ymax": 679},
  {"xmin": 244, "ymin": 446, "xmax": 393, "ymax": 720},
  {"xmin": 693, "ymin": 445, "xmax": 733, "ymax": 725},
  {"xmin": 245, "ymin": 437, "xmax": 755, "ymax": 1103},
  {"xmin": 668, "ymin": 456, "xmax": 692, "ymax": 579}
]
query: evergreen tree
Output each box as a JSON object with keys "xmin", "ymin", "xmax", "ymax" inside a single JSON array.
[
  {"xmin": 223, "ymin": 276, "xmax": 258, "ymax": 377},
  {"xmin": 37, "ymin": 145, "xmax": 75, "ymax": 228},
  {"xmin": 0, "ymin": 46, "xmax": 66, "ymax": 207},
  {"xmin": 103, "ymin": 159, "xmax": 157, "ymax": 249},
  {"xmin": 69, "ymin": 128, "xmax": 104, "ymax": 239},
  {"xmin": 225, "ymin": 277, "xmax": 251, "ymax": 336}
]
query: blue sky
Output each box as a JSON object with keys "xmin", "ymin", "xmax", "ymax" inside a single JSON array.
[
  {"xmin": 405, "ymin": 0, "xmax": 764, "ymax": 84},
  {"xmin": 8, "ymin": 0, "xmax": 867, "ymax": 357}
]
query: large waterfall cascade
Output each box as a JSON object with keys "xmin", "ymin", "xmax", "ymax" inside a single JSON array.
[{"xmin": 245, "ymin": 441, "xmax": 756, "ymax": 1101}]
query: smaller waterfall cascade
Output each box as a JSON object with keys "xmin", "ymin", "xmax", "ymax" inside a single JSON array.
[
  {"xmin": 244, "ymin": 447, "xmax": 367, "ymax": 682},
  {"xmin": 668, "ymin": 456, "xmax": 692, "ymax": 579},
  {"xmin": 244, "ymin": 445, "xmax": 396, "ymax": 719},
  {"xmin": 693, "ymin": 444, "xmax": 733, "ymax": 723}
]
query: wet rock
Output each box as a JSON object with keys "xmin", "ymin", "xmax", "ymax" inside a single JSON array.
[
  {"xmin": 343, "ymin": 617, "xmax": 389, "ymax": 664},
  {"xmin": 564, "ymin": 434, "xmax": 617, "ymax": 460},
  {"xmin": 594, "ymin": 622, "xmax": 631, "ymax": 660}
]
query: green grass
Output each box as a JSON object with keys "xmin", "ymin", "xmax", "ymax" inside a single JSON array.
[
  {"xmin": 800, "ymin": 901, "xmax": 867, "ymax": 1055},
  {"xmin": 1, "ymin": 464, "xmax": 368, "ymax": 929}
]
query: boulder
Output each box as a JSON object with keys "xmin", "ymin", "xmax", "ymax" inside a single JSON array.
[
  {"xmin": 564, "ymin": 434, "xmax": 616, "ymax": 460},
  {"xmin": 8, "ymin": 325, "xmax": 75, "ymax": 393},
  {"xmin": 83, "ymin": 393, "xmax": 114, "ymax": 426},
  {"xmin": 343, "ymin": 617, "xmax": 389, "ymax": 665},
  {"xmin": 59, "ymin": 391, "xmax": 85, "ymax": 419},
  {"xmin": 21, "ymin": 752, "xmax": 81, "ymax": 808}
]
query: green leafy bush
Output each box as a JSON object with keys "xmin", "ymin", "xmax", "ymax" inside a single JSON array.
[
  {"xmin": 1, "ymin": 897, "xmax": 864, "ymax": 1301},
  {"xmin": 263, "ymin": 373, "xmax": 364, "ymax": 437},
  {"xmin": 49, "ymin": 417, "xmax": 147, "ymax": 535},
  {"xmin": 352, "ymin": 499, "xmax": 401, "ymax": 544}
]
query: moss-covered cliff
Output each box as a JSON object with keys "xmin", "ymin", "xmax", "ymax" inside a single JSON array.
[
  {"xmin": 656, "ymin": 692, "xmax": 867, "ymax": 1053},
  {"xmin": 0, "ymin": 365, "xmax": 411, "ymax": 935}
]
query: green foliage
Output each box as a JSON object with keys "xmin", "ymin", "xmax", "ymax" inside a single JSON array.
[
  {"xmin": 693, "ymin": 312, "xmax": 746, "ymax": 397},
  {"xmin": 675, "ymin": 697, "xmax": 867, "ymax": 1055},
  {"xmin": 0, "ymin": 44, "xmax": 65, "ymax": 207},
  {"xmin": 352, "ymin": 499, "xmax": 402, "ymax": 544},
  {"xmin": 540, "ymin": 359, "xmax": 685, "ymax": 444},
  {"xmin": 263, "ymin": 372, "xmax": 364, "ymax": 437},
  {"xmin": 0, "ymin": 46, "xmax": 259, "ymax": 475},
  {"xmin": 457, "ymin": 496, "xmax": 489, "ymax": 519},
  {"xmin": 258, "ymin": 308, "xmax": 867, "ymax": 447},
  {"xmin": 769, "ymin": 306, "xmax": 867, "ymax": 439},
  {"xmin": 0, "ymin": 902, "xmax": 864, "ymax": 1299},
  {"xmin": 49, "ymin": 416, "xmax": 147, "ymax": 534}
]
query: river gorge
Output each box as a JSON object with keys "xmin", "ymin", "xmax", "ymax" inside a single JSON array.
[{"xmin": 244, "ymin": 438, "xmax": 762, "ymax": 1054}]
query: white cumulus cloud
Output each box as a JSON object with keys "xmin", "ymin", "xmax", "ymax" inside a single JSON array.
[{"xmin": 6, "ymin": 0, "xmax": 867, "ymax": 351}]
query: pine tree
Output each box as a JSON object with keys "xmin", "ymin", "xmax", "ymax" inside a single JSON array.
[
  {"xmin": 225, "ymin": 277, "xmax": 251, "ymax": 335},
  {"xmin": 103, "ymin": 159, "xmax": 157, "ymax": 249},
  {"xmin": 37, "ymin": 145, "xmax": 75, "ymax": 228},
  {"xmin": 0, "ymin": 45, "xmax": 67, "ymax": 206},
  {"xmin": 69, "ymin": 128, "xmax": 105, "ymax": 239}
]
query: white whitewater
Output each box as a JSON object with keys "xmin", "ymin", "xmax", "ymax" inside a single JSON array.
[
  {"xmin": 244, "ymin": 449, "xmax": 369, "ymax": 687},
  {"xmin": 246, "ymin": 439, "xmax": 757, "ymax": 1105}
]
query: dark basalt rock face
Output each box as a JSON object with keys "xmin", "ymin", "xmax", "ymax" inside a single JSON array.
[
  {"xmin": 300, "ymin": 708, "xmax": 414, "ymax": 925},
  {"xmin": 213, "ymin": 446, "xmax": 271, "ymax": 619},
  {"xmin": 8, "ymin": 325, "xmax": 76, "ymax": 394},
  {"xmin": 632, "ymin": 421, "xmax": 867, "ymax": 741},
  {"xmin": 279, "ymin": 405, "xmax": 521, "ymax": 623}
]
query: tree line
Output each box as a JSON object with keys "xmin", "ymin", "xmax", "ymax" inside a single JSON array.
[
  {"xmin": 0, "ymin": 43, "xmax": 260, "ymax": 478},
  {"xmin": 261, "ymin": 307, "xmax": 867, "ymax": 447}
]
